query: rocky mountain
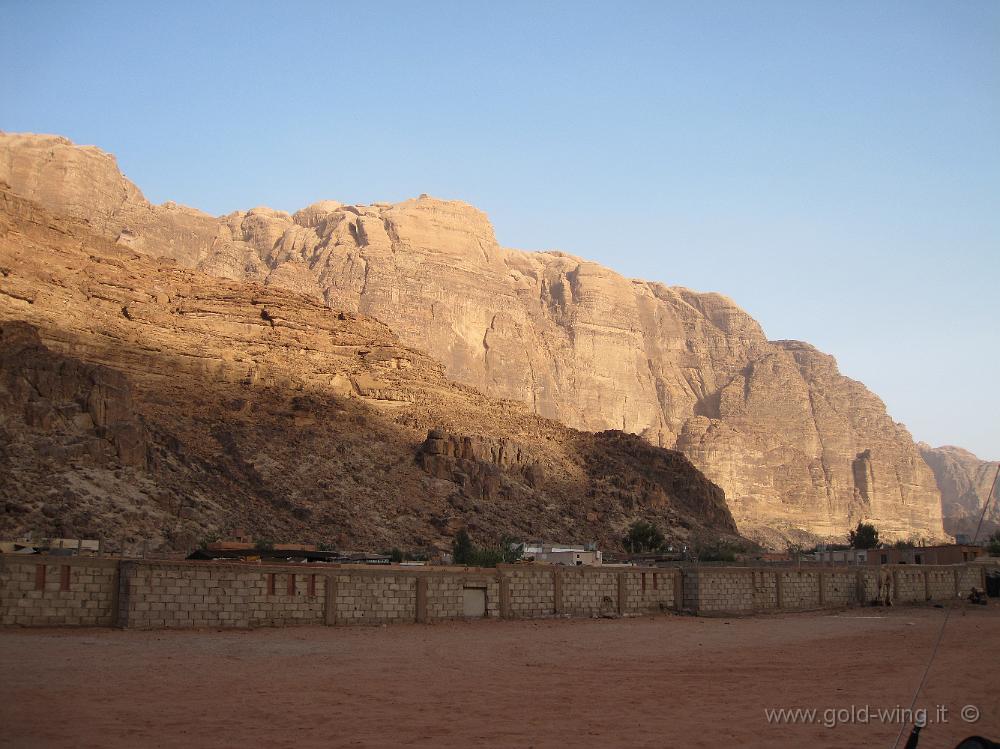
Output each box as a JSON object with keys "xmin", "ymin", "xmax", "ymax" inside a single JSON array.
[
  {"xmin": 0, "ymin": 132, "xmax": 950, "ymax": 545},
  {"xmin": 0, "ymin": 181, "xmax": 736, "ymax": 554},
  {"xmin": 919, "ymin": 444, "xmax": 999, "ymax": 540}
]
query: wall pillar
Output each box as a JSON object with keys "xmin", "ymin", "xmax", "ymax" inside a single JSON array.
[
  {"xmin": 616, "ymin": 572, "xmax": 626, "ymax": 615},
  {"xmin": 115, "ymin": 561, "xmax": 135, "ymax": 628},
  {"xmin": 953, "ymin": 568, "xmax": 960, "ymax": 598},
  {"xmin": 324, "ymin": 574, "xmax": 338, "ymax": 626},
  {"xmin": 415, "ymin": 576, "xmax": 428, "ymax": 623},
  {"xmin": 110, "ymin": 560, "xmax": 124, "ymax": 627},
  {"xmin": 552, "ymin": 569, "xmax": 563, "ymax": 615},
  {"xmin": 775, "ymin": 571, "xmax": 784, "ymax": 609},
  {"xmin": 673, "ymin": 569, "xmax": 683, "ymax": 611},
  {"xmin": 818, "ymin": 570, "xmax": 825, "ymax": 606},
  {"xmin": 499, "ymin": 574, "xmax": 511, "ymax": 619}
]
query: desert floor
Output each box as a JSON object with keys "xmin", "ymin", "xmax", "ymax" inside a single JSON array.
[{"xmin": 1, "ymin": 604, "xmax": 997, "ymax": 749}]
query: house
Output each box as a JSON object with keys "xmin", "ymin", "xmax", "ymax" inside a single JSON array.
[
  {"xmin": 625, "ymin": 551, "xmax": 685, "ymax": 566},
  {"xmin": 810, "ymin": 548, "xmax": 869, "ymax": 565},
  {"xmin": 867, "ymin": 545, "xmax": 985, "ymax": 566},
  {"xmin": 522, "ymin": 543, "xmax": 603, "ymax": 566},
  {"xmin": 0, "ymin": 538, "xmax": 101, "ymax": 556}
]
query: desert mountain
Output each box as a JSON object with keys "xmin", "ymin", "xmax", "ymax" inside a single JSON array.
[
  {"xmin": 919, "ymin": 444, "xmax": 999, "ymax": 540},
  {"xmin": 0, "ymin": 180, "xmax": 736, "ymax": 553},
  {"xmin": 0, "ymin": 132, "xmax": 951, "ymax": 545}
]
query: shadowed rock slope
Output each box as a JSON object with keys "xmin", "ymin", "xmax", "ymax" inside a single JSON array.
[
  {"xmin": 920, "ymin": 444, "xmax": 999, "ymax": 539},
  {"xmin": 0, "ymin": 184, "xmax": 736, "ymax": 553},
  {"xmin": 0, "ymin": 132, "xmax": 949, "ymax": 544}
]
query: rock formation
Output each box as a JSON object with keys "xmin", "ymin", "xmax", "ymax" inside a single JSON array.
[
  {"xmin": 0, "ymin": 132, "xmax": 951, "ymax": 544},
  {"xmin": 920, "ymin": 444, "xmax": 999, "ymax": 539},
  {"xmin": 0, "ymin": 182, "xmax": 736, "ymax": 553}
]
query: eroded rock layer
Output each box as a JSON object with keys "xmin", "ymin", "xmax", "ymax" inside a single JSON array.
[
  {"xmin": 0, "ymin": 184, "xmax": 736, "ymax": 553},
  {"xmin": 0, "ymin": 132, "xmax": 949, "ymax": 544}
]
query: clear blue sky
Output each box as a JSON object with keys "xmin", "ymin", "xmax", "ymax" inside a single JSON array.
[{"xmin": 3, "ymin": 1, "xmax": 998, "ymax": 459}]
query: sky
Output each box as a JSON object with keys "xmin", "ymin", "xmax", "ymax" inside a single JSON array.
[{"xmin": 2, "ymin": 1, "xmax": 998, "ymax": 459}]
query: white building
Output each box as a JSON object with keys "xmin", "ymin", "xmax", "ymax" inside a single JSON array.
[{"xmin": 522, "ymin": 543, "xmax": 603, "ymax": 566}]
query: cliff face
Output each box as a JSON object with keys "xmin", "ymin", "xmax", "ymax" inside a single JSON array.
[
  {"xmin": 920, "ymin": 445, "xmax": 999, "ymax": 539},
  {"xmin": 0, "ymin": 183, "xmax": 736, "ymax": 553},
  {"xmin": 0, "ymin": 132, "xmax": 948, "ymax": 545}
]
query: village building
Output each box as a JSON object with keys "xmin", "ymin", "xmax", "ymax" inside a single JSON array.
[
  {"xmin": 521, "ymin": 543, "xmax": 603, "ymax": 566},
  {"xmin": 867, "ymin": 544, "xmax": 984, "ymax": 566}
]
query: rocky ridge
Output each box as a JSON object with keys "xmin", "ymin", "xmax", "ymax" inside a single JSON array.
[
  {"xmin": 0, "ymin": 132, "xmax": 950, "ymax": 544},
  {"xmin": 0, "ymin": 182, "xmax": 736, "ymax": 553},
  {"xmin": 919, "ymin": 444, "xmax": 999, "ymax": 539}
]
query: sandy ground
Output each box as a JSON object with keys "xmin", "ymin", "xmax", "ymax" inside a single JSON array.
[{"xmin": 1, "ymin": 604, "xmax": 998, "ymax": 749}]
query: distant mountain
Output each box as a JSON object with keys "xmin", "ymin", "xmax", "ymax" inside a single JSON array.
[{"xmin": 920, "ymin": 444, "xmax": 999, "ymax": 539}]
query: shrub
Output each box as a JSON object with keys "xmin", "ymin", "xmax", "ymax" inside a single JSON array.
[
  {"xmin": 452, "ymin": 529, "xmax": 474, "ymax": 564},
  {"xmin": 452, "ymin": 530, "xmax": 523, "ymax": 567},
  {"xmin": 987, "ymin": 531, "xmax": 1000, "ymax": 557},
  {"xmin": 622, "ymin": 520, "xmax": 665, "ymax": 553},
  {"xmin": 697, "ymin": 542, "xmax": 737, "ymax": 562},
  {"xmin": 848, "ymin": 522, "xmax": 879, "ymax": 550}
]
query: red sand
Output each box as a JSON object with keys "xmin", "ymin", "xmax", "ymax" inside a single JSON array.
[{"xmin": 2, "ymin": 605, "xmax": 998, "ymax": 749}]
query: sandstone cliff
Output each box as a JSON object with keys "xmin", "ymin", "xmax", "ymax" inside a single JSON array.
[
  {"xmin": 0, "ymin": 183, "xmax": 736, "ymax": 553},
  {"xmin": 920, "ymin": 444, "xmax": 999, "ymax": 539},
  {"xmin": 0, "ymin": 132, "xmax": 949, "ymax": 545}
]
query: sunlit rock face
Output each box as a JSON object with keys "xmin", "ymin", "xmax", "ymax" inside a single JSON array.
[
  {"xmin": 0, "ymin": 132, "xmax": 949, "ymax": 545},
  {"xmin": 0, "ymin": 181, "xmax": 738, "ymax": 551}
]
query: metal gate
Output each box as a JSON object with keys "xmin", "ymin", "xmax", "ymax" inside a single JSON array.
[{"xmin": 463, "ymin": 586, "xmax": 486, "ymax": 617}]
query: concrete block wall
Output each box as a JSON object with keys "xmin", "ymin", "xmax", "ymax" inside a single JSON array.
[
  {"xmin": 623, "ymin": 569, "xmax": 677, "ymax": 613},
  {"xmin": 821, "ymin": 571, "xmax": 859, "ymax": 606},
  {"xmin": 120, "ymin": 562, "xmax": 326, "ymax": 628},
  {"xmin": 424, "ymin": 572, "xmax": 499, "ymax": 621},
  {"xmin": 330, "ymin": 571, "xmax": 416, "ymax": 624},
  {"xmin": 751, "ymin": 570, "xmax": 778, "ymax": 609},
  {"xmin": 926, "ymin": 568, "xmax": 956, "ymax": 600},
  {"xmin": 893, "ymin": 568, "xmax": 928, "ymax": 603},
  {"xmin": 859, "ymin": 569, "xmax": 879, "ymax": 603},
  {"xmin": 0, "ymin": 556, "xmax": 991, "ymax": 628},
  {"xmin": 560, "ymin": 569, "xmax": 618, "ymax": 616},
  {"xmin": 684, "ymin": 569, "xmax": 757, "ymax": 613},
  {"xmin": 776, "ymin": 569, "xmax": 821, "ymax": 609},
  {"xmin": 957, "ymin": 565, "xmax": 984, "ymax": 596},
  {"xmin": 0, "ymin": 556, "xmax": 118, "ymax": 626},
  {"xmin": 504, "ymin": 567, "xmax": 555, "ymax": 618},
  {"xmin": 680, "ymin": 565, "xmax": 980, "ymax": 615}
]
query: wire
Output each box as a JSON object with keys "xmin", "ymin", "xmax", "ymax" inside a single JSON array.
[
  {"xmin": 971, "ymin": 463, "xmax": 1000, "ymax": 547},
  {"xmin": 890, "ymin": 462, "xmax": 999, "ymax": 749}
]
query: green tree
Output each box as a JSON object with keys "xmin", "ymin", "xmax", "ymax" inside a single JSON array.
[
  {"xmin": 622, "ymin": 520, "xmax": 665, "ymax": 554},
  {"xmin": 452, "ymin": 531, "xmax": 523, "ymax": 567},
  {"xmin": 986, "ymin": 531, "xmax": 1000, "ymax": 557},
  {"xmin": 500, "ymin": 535, "xmax": 524, "ymax": 564},
  {"xmin": 848, "ymin": 522, "xmax": 880, "ymax": 550},
  {"xmin": 452, "ymin": 529, "xmax": 474, "ymax": 565}
]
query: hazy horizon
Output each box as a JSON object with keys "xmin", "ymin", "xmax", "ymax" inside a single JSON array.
[{"xmin": 3, "ymin": 1, "xmax": 998, "ymax": 460}]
